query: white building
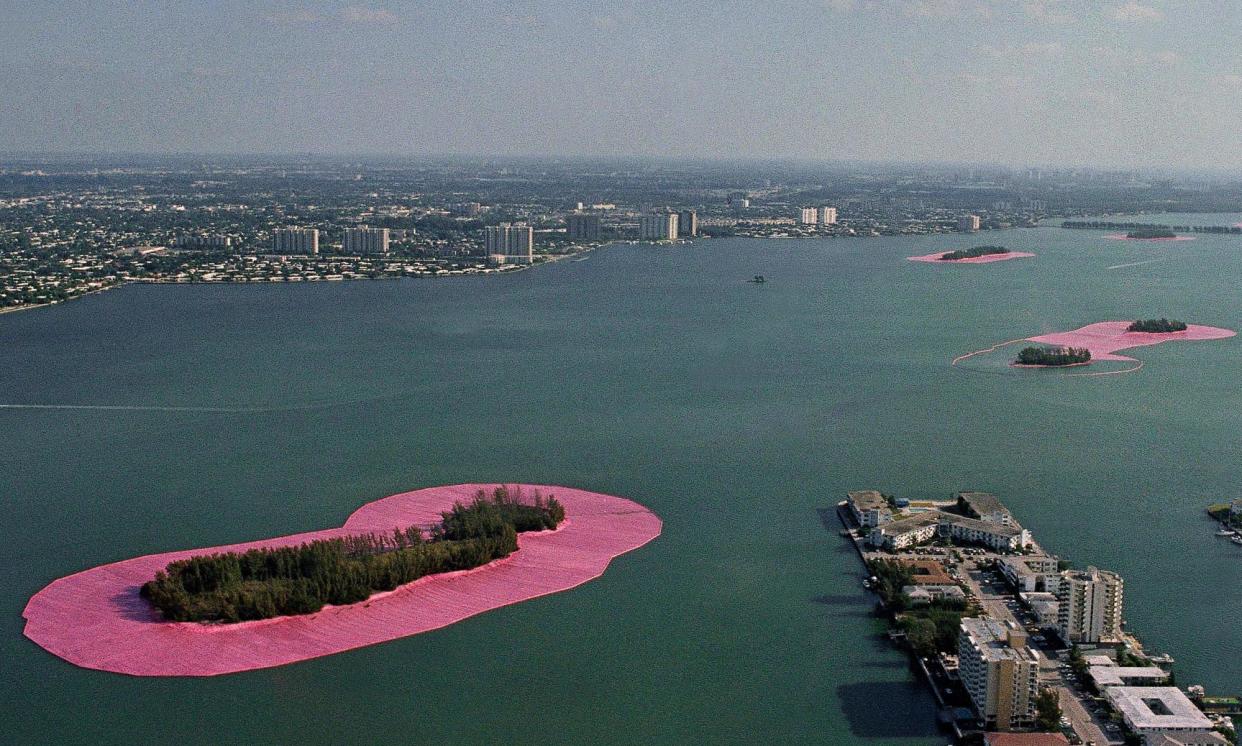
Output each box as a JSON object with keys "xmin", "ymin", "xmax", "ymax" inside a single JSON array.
[
  {"xmin": 342, "ymin": 226, "xmax": 390, "ymax": 255},
  {"xmin": 846, "ymin": 490, "xmax": 893, "ymax": 528},
  {"xmin": 799, "ymin": 207, "xmax": 819, "ymax": 225},
  {"xmin": 1057, "ymin": 566, "xmax": 1124, "ymax": 644},
  {"xmin": 1105, "ymin": 687, "xmax": 1218, "ymax": 744},
  {"xmin": 958, "ymin": 619, "xmax": 1040, "ymax": 731},
  {"xmin": 484, "ymin": 222, "xmax": 534, "ymax": 262},
  {"xmin": 677, "ymin": 210, "xmax": 698, "ymax": 237},
  {"xmin": 958, "ymin": 214, "xmax": 981, "ymax": 232},
  {"xmin": 1088, "ymin": 665, "xmax": 1169, "ymax": 688},
  {"xmin": 999, "ymin": 555, "xmax": 1060, "ymax": 593},
  {"xmin": 869, "ymin": 511, "xmax": 1030, "ymax": 552},
  {"xmin": 819, "ymin": 206, "xmax": 838, "ymax": 225},
  {"xmin": 639, "ymin": 213, "xmax": 678, "ymax": 241},
  {"xmin": 272, "ymin": 228, "xmax": 319, "ymax": 255}
]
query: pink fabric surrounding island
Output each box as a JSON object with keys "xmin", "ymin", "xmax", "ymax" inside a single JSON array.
[
  {"xmin": 907, "ymin": 250, "xmax": 1035, "ymax": 264},
  {"xmin": 1103, "ymin": 234, "xmax": 1195, "ymax": 241},
  {"xmin": 23, "ymin": 483, "xmax": 662, "ymax": 677},
  {"xmin": 1025, "ymin": 321, "xmax": 1235, "ymax": 362}
]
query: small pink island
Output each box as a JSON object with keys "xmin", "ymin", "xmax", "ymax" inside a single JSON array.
[
  {"xmin": 907, "ymin": 250, "xmax": 1035, "ymax": 264},
  {"xmin": 23, "ymin": 483, "xmax": 662, "ymax": 677},
  {"xmin": 954, "ymin": 321, "xmax": 1235, "ymax": 375},
  {"xmin": 1103, "ymin": 233, "xmax": 1195, "ymax": 241}
]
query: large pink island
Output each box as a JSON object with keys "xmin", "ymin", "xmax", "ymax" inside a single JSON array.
[
  {"xmin": 954, "ymin": 321, "xmax": 1235, "ymax": 375},
  {"xmin": 23, "ymin": 483, "xmax": 662, "ymax": 677}
]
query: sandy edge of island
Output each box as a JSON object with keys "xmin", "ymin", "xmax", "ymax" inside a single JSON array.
[{"xmin": 22, "ymin": 483, "xmax": 662, "ymax": 677}]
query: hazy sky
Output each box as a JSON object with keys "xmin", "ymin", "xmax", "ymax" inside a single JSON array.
[{"xmin": 4, "ymin": 1, "xmax": 1242, "ymax": 168}]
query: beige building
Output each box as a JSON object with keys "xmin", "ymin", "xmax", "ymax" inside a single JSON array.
[
  {"xmin": 342, "ymin": 226, "xmax": 390, "ymax": 255},
  {"xmin": 958, "ymin": 214, "xmax": 981, "ymax": 232},
  {"xmin": 484, "ymin": 222, "xmax": 534, "ymax": 262},
  {"xmin": 958, "ymin": 618, "xmax": 1041, "ymax": 731},
  {"xmin": 1056, "ymin": 566, "xmax": 1124, "ymax": 644},
  {"xmin": 272, "ymin": 227, "xmax": 319, "ymax": 255},
  {"xmin": 818, "ymin": 206, "xmax": 837, "ymax": 225}
]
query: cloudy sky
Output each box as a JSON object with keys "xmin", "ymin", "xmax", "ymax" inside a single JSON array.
[{"xmin": 3, "ymin": 1, "xmax": 1241, "ymax": 168}]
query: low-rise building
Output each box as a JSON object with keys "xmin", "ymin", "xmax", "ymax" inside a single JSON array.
[
  {"xmin": 1088, "ymin": 665, "xmax": 1169, "ymax": 688},
  {"xmin": 999, "ymin": 555, "xmax": 1060, "ymax": 593},
  {"xmin": 957, "ymin": 491, "xmax": 1014, "ymax": 525},
  {"xmin": 1146, "ymin": 732, "xmax": 1230, "ymax": 746},
  {"xmin": 847, "ymin": 490, "xmax": 894, "ymax": 528},
  {"xmin": 1020, "ymin": 592, "xmax": 1060, "ymax": 628},
  {"xmin": 959, "ymin": 619, "xmax": 1041, "ymax": 731},
  {"xmin": 904, "ymin": 584, "xmax": 966, "ymax": 604},
  {"xmin": 1105, "ymin": 687, "xmax": 1217, "ymax": 744},
  {"xmin": 869, "ymin": 510, "xmax": 1031, "ymax": 552},
  {"xmin": 984, "ymin": 733, "xmax": 1070, "ymax": 746}
]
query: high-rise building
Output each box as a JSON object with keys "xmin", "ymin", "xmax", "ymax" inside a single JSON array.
[
  {"xmin": 174, "ymin": 235, "xmax": 233, "ymax": 250},
  {"xmin": 799, "ymin": 207, "xmax": 819, "ymax": 225},
  {"xmin": 272, "ymin": 228, "xmax": 319, "ymax": 255},
  {"xmin": 342, "ymin": 226, "xmax": 390, "ymax": 254},
  {"xmin": 819, "ymin": 206, "xmax": 838, "ymax": 225},
  {"xmin": 677, "ymin": 210, "xmax": 698, "ymax": 237},
  {"xmin": 484, "ymin": 222, "xmax": 534, "ymax": 262},
  {"xmin": 958, "ymin": 618, "xmax": 1040, "ymax": 731},
  {"xmin": 958, "ymin": 214, "xmax": 981, "ymax": 232},
  {"xmin": 566, "ymin": 214, "xmax": 602, "ymax": 241},
  {"xmin": 1057, "ymin": 566, "xmax": 1124, "ymax": 644},
  {"xmin": 639, "ymin": 213, "xmax": 678, "ymax": 241}
]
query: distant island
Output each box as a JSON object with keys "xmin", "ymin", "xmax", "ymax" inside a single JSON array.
[
  {"xmin": 141, "ymin": 487, "xmax": 564, "ymax": 623},
  {"xmin": 939, "ymin": 245, "xmax": 1010, "ymax": 261},
  {"xmin": 1128, "ymin": 318, "xmax": 1188, "ymax": 333},
  {"xmin": 1015, "ymin": 346, "xmax": 1092, "ymax": 366},
  {"xmin": 1126, "ymin": 227, "xmax": 1178, "ymax": 239}
]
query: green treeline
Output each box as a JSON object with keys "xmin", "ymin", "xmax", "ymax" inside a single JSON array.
[
  {"xmin": 1016, "ymin": 346, "xmax": 1091, "ymax": 366},
  {"xmin": 1127, "ymin": 318, "xmax": 1187, "ymax": 333},
  {"xmin": 1126, "ymin": 227, "xmax": 1177, "ymax": 239},
  {"xmin": 1062, "ymin": 220, "xmax": 1242, "ymax": 235},
  {"xmin": 141, "ymin": 486, "xmax": 565, "ymax": 623},
  {"xmin": 939, "ymin": 245, "xmax": 1009, "ymax": 260},
  {"xmin": 867, "ymin": 559, "xmax": 977, "ymax": 658}
]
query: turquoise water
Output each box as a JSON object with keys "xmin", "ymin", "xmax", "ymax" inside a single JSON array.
[{"xmin": 2, "ymin": 220, "xmax": 1240, "ymax": 744}]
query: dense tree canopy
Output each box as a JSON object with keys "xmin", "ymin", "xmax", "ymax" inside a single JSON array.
[
  {"xmin": 142, "ymin": 486, "xmax": 565, "ymax": 623},
  {"xmin": 1127, "ymin": 318, "xmax": 1187, "ymax": 333},
  {"xmin": 1016, "ymin": 346, "xmax": 1091, "ymax": 366},
  {"xmin": 939, "ymin": 245, "xmax": 1009, "ymax": 260}
]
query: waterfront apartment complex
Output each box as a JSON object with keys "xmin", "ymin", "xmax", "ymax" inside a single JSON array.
[
  {"xmin": 173, "ymin": 235, "xmax": 233, "ymax": 249},
  {"xmin": 342, "ymin": 226, "xmax": 390, "ymax": 255},
  {"xmin": 566, "ymin": 213, "xmax": 602, "ymax": 241},
  {"xmin": 484, "ymin": 222, "xmax": 534, "ymax": 262},
  {"xmin": 677, "ymin": 210, "xmax": 698, "ymax": 237},
  {"xmin": 798, "ymin": 207, "xmax": 819, "ymax": 225},
  {"xmin": 819, "ymin": 206, "xmax": 837, "ymax": 225},
  {"xmin": 958, "ymin": 214, "xmax": 982, "ymax": 232},
  {"xmin": 958, "ymin": 618, "xmax": 1040, "ymax": 731},
  {"xmin": 846, "ymin": 490, "xmax": 893, "ymax": 528},
  {"xmin": 272, "ymin": 227, "xmax": 319, "ymax": 255},
  {"xmin": 639, "ymin": 213, "xmax": 679, "ymax": 241},
  {"xmin": 1057, "ymin": 566, "xmax": 1124, "ymax": 644}
]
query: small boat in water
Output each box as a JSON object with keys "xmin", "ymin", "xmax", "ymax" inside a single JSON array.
[
  {"xmin": 1217, "ymin": 528, "xmax": 1237, "ymax": 537},
  {"xmin": 1232, "ymin": 535, "xmax": 1242, "ymax": 546},
  {"xmin": 747, "ymin": 275, "xmax": 767, "ymax": 284}
]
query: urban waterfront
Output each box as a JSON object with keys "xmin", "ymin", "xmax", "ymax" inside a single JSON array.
[{"xmin": 3, "ymin": 221, "xmax": 1241, "ymax": 744}]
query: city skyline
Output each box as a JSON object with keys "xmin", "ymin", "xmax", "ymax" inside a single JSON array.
[{"xmin": 5, "ymin": 1, "xmax": 1242, "ymax": 169}]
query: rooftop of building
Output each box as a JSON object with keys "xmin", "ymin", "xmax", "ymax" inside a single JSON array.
[
  {"xmin": 877, "ymin": 509, "xmax": 1026, "ymax": 538},
  {"xmin": 847, "ymin": 490, "xmax": 890, "ymax": 512},
  {"xmin": 897, "ymin": 558, "xmax": 955, "ymax": 585},
  {"xmin": 983, "ymin": 733, "xmax": 1071, "ymax": 746},
  {"xmin": 1088, "ymin": 665, "xmax": 1169, "ymax": 686},
  {"xmin": 957, "ymin": 491, "xmax": 1007, "ymax": 517},
  {"xmin": 960, "ymin": 618, "xmax": 1038, "ymax": 663},
  {"xmin": 1063, "ymin": 565, "xmax": 1123, "ymax": 583},
  {"xmin": 1147, "ymin": 731, "xmax": 1230, "ymax": 746},
  {"xmin": 1106, "ymin": 686, "xmax": 1214, "ymax": 730}
]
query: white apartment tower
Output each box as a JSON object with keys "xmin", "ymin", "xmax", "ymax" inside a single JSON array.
[
  {"xmin": 342, "ymin": 226, "xmax": 390, "ymax": 254},
  {"xmin": 273, "ymin": 228, "xmax": 320, "ymax": 255},
  {"xmin": 799, "ymin": 207, "xmax": 819, "ymax": 225},
  {"xmin": 819, "ymin": 206, "xmax": 838, "ymax": 225},
  {"xmin": 1057, "ymin": 566, "xmax": 1124, "ymax": 644},
  {"xmin": 958, "ymin": 214, "xmax": 981, "ymax": 232},
  {"xmin": 958, "ymin": 618, "xmax": 1040, "ymax": 731},
  {"xmin": 484, "ymin": 222, "xmax": 534, "ymax": 262}
]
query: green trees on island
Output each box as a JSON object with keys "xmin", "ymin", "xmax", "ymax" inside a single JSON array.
[
  {"xmin": 1128, "ymin": 318, "xmax": 1187, "ymax": 333},
  {"xmin": 141, "ymin": 486, "xmax": 565, "ymax": 623},
  {"xmin": 940, "ymin": 245, "xmax": 1010, "ymax": 260},
  {"xmin": 1126, "ymin": 227, "xmax": 1178, "ymax": 239},
  {"xmin": 1016, "ymin": 346, "xmax": 1092, "ymax": 366}
]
